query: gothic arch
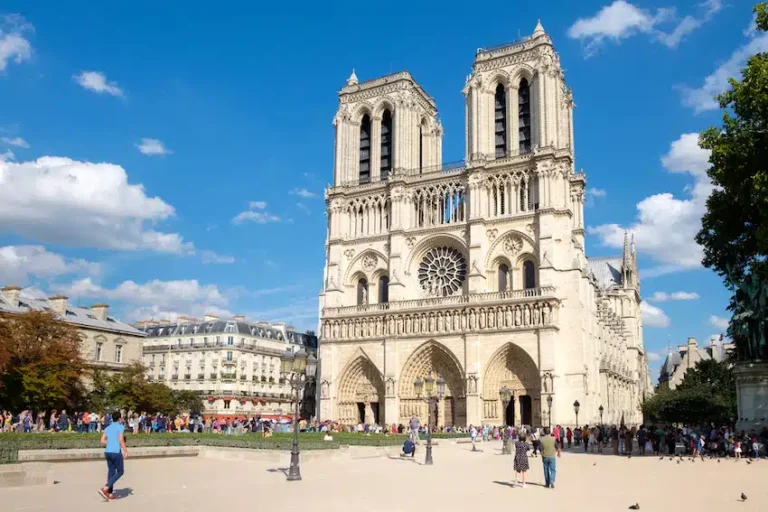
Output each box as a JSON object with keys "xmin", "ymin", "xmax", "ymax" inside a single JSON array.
[
  {"xmin": 510, "ymin": 65, "xmax": 537, "ymax": 85},
  {"xmin": 352, "ymin": 102, "xmax": 374, "ymax": 122},
  {"xmin": 487, "ymin": 70, "xmax": 511, "ymax": 89},
  {"xmin": 336, "ymin": 349, "xmax": 385, "ymax": 425},
  {"xmin": 482, "ymin": 342, "xmax": 541, "ymax": 425},
  {"xmin": 484, "ymin": 229, "xmax": 536, "ymax": 270},
  {"xmin": 404, "ymin": 233, "xmax": 467, "ymax": 275},
  {"xmin": 373, "ymin": 98, "xmax": 396, "ymax": 118},
  {"xmin": 343, "ymin": 248, "xmax": 389, "ymax": 286},
  {"xmin": 398, "ymin": 340, "xmax": 465, "ymax": 399}
]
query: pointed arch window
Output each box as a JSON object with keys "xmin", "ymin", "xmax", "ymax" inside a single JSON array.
[
  {"xmin": 498, "ymin": 264, "xmax": 509, "ymax": 292},
  {"xmin": 523, "ymin": 261, "xmax": 536, "ymax": 289},
  {"xmin": 518, "ymin": 79, "xmax": 531, "ymax": 154},
  {"xmin": 378, "ymin": 275, "xmax": 389, "ymax": 303},
  {"xmin": 357, "ymin": 278, "xmax": 369, "ymax": 305},
  {"xmin": 380, "ymin": 109, "xmax": 393, "ymax": 179},
  {"xmin": 494, "ymin": 84, "xmax": 507, "ymax": 158},
  {"xmin": 359, "ymin": 114, "xmax": 371, "ymax": 184}
]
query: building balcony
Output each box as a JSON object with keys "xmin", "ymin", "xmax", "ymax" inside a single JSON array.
[
  {"xmin": 209, "ymin": 373, "xmax": 218, "ymax": 380},
  {"xmin": 197, "ymin": 373, "xmax": 206, "ymax": 380},
  {"xmin": 321, "ymin": 287, "xmax": 559, "ymax": 341},
  {"xmin": 220, "ymin": 372, "xmax": 237, "ymax": 381},
  {"xmin": 222, "ymin": 359, "xmax": 237, "ymax": 366},
  {"xmin": 171, "ymin": 375, "xmax": 179, "ymax": 381},
  {"xmin": 183, "ymin": 374, "xmax": 191, "ymax": 380}
]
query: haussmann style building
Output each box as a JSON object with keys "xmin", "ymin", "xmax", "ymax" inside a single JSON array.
[{"xmin": 317, "ymin": 21, "xmax": 651, "ymax": 429}]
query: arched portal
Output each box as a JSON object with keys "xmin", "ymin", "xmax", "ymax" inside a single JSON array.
[
  {"xmin": 398, "ymin": 340, "xmax": 466, "ymax": 427},
  {"xmin": 482, "ymin": 343, "xmax": 540, "ymax": 426},
  {"xmin": 336, "ymin": 353, "xmax": 385, "ymax": 426}
]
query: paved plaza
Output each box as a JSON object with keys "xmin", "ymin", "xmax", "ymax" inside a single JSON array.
[{"xmin": 4, "ymin": 442, "xmax": 767, "ymax": 511}]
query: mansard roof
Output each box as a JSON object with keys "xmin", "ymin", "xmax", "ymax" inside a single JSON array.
[{"xmin": 140, "ymin": 319, "xmax": 317, "ymax": 348}]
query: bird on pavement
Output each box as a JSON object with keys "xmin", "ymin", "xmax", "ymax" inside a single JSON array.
[
  {"xmin": 629, "ymin": 503, "xmax": 640, "ymax": 510},
  {"xmin": 741, "ymin": 493, "xmax": 747, "ymax": 501},
  {"xmin": 659, "ymin": 456, "xmax": 664, "ymax": 460}
]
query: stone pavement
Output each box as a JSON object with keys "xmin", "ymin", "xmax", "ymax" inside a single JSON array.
[{"xmin": 4, "ymin": 442, "xmax": 767, "ymax": 511}]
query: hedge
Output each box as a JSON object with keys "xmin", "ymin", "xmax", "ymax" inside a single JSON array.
[{"xmin": 0, "ymin": 431, "xmax": 468, "ymax": 464}]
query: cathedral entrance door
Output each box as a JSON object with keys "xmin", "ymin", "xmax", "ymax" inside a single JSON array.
[
  {"xmin": 429, "ymin": 399, "xmax": 439, "ymax": 428},
  {"xmin": 505, "ymin": 398, "xmax": 515, "ymax": 426},
  {"xmin": 519, "ymin": 395, "xmax": 532, "ymax": 426},
  {"xmin": 356, "ymin": 403, "xmax": 365, "ymax": 424},
  {"xmin": 443, "ymin": 397, "xmax": 455, "ymax": 427},
  {"xmin": 370, "ymin": 403, "xmax": 379, "ymax": 425}
]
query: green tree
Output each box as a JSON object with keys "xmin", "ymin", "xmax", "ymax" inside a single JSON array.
[
  {"xmin": 0, "ymin": 311, "xmax": 86, "ymax": 411},
  {"xmin": 171, "ymin": 390, "xmax": 204, "ymax": 414}
]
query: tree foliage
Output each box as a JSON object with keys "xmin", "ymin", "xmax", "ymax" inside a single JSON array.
[
  {"xmin": 643, "ymin": 359, "xmax": 737, "ymax": 426},
  {"xmin": 0, "ymin": 311, "xmax": 87, "ymax": 411}
]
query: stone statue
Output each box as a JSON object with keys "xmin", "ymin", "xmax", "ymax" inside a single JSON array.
[
  {"xmin": 321, "ymin": 380, "xmax": 330, "ymax": 398},
  {"xmin": 361, "ymin": 286, "xmax": 368, "ymax": 305},
  {"xmin": 542, "ymin": 304, "xmax": 550, "ymax": 325},
  {"xmin": 515, "ymin": 306, "xmax": 522, "ymax": 326},
  {"xmin": 364, "ymin": 400, "xmax": 375, "ymax": 425},
  {"xmin": 533, "ymin": 304, "xmax": 541, "ymax": 325},
  {"xmin": 729, "ymin": 268, "xmax": 768, "ymax": 360},
  {"xmin": 524, "ymin": 306, "xmax": 531, "ymax": 326}
]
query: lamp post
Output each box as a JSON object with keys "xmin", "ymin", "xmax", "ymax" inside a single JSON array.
[
  {"xmin": 414, "ymin": 374, "xmax": 445, "ymax": 465},
  {"xmin": 599, "ymin": 404, "xmax": 604, "ymax": 426},
  {"xmin": 499, "ymin": 386, "xmax": 512, "ymax": 455},
  {"xmin": 573, "ymin": 400, "xmax": 580, "ymax": 428},
  {"xmin": 546, "ymin": 394, "xmax": 553, "ymax": 430},
  {"xmin": 280, "ymin": 349, "xmax": 318, "ymax": 482}
]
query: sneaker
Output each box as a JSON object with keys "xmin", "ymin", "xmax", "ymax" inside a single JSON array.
[
  {"xmin": 550, "ymin": 484, "xmax": 555, "ymax": 489},
  {"xmin": 521, "ymin": 484, "xmax": 527, "ymax": 488},
  {"xmin": 98, "ymin": 489, "xmax": 109, "ymax": 501},
  {"xmin": 545, "ymin": 484, "xmax": 550, "ymax": 488}
]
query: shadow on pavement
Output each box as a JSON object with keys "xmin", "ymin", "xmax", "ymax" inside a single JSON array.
[{"xmin": 266, "ymin": 467, "xmax": 289, "ymax": 476}]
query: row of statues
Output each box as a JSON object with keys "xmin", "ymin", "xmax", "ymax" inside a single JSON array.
[{"xmin": 323, "ymin": 301, "xmax": 556, "ymax": 339}]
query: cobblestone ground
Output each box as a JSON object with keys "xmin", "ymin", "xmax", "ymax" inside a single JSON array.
[{"xmin": 4, "ymin": 442, "xmax": 767, "ymax": 511}]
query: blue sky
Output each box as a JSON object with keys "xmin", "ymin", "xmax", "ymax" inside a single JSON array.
[{"xmin": 0, "ymin": 1, "xmax": 761, "ymax": 380}]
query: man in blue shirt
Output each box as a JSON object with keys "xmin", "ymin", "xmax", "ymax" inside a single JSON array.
[
  {"xmin": 99, "ymin": 411, "xmax": 128, "ymax": 501},
  {"xmin": 402, "ymin": 438, "xmax": 416, "ymax": 458}
]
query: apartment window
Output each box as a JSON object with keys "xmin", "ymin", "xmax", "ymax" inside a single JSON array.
[
  {"xmin": 227, "ymin": 351, "xmax": 233, "ymax": 362},
  {"xmin": 115, "ymin": 345, "xmax": 123, "ymax": 363},
  {"xmin": 228, "ymin": 336, "xmax": 234, "ymax": 346},
  {"xmin": 95, "ymin": 343, "xmax": 103, "ymax": 361},
  {"xmin": 204, "ymin": 337, "xmax": 208, "ymax": 343},
  {"xmin": 151, "ymin": 354, "xmax": 156, "ymax": 364},
  {"xmin": 223, "ymin": 400, "xmax": 231, "ymax": 410}
]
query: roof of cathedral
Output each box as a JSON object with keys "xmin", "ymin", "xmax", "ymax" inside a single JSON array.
[
  {"xmin": 0, "ymin": 292, "xmax": 145, "ymax": 336},
  {"xmin": 587, "ymin": 257, "xmax": 624, "ymax": 290}
]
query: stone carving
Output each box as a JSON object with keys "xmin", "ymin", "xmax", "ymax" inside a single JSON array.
[
  {"xmin": 386, "ymin": 377, "xmax": 395, "ymax": 396},
  {"xmin": 502, "ymin": 235, "xmax": 523, "ymax": 255},
  {"xmin": 405, "ymin": 237, "xmax": 416, "ymax": 249},
  {"xmin": 542, "ymin": 372, "xmax": 553, "ymax": 393},
  {"xmin": 486, "ymin": 229, "xmax": 498, "ymax": 241},
  {"xmin": 419, "ymin": 246, "xmax": 467, "ymax": 297},
  {"xmin": 362, "ymin": 253, "xmax": 377, "ymax": 271},
  {"xmin": 321, "ymin": 380, "xmax": 330, "ymax": 398},
  {"xmin": 525, "ymin": 223, "xmax": 534, "ymax": 233},
  {"xmin": 360, "ymin": 287, "xmax": 368, "ymax": 305},
  {"xmin": 344, "ymin": 249, "xmax": 355, "ymax": 260},
  {"xmin": 383, "ymin": 242, "xmax": 390, "ymax": 254},
  {"xmin": 467, "ymin": 375, "xmax": 478, "ymax": 394}
]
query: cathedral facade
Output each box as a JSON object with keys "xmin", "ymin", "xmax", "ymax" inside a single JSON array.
[{"xmin": 318, "ymin": 21, "xmax": 651, "ymax": 429}]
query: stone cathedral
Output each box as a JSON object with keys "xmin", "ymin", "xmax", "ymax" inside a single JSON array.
[{"xmin": 318, "ymin": 21, "xmax": 652, "ymax": 429}]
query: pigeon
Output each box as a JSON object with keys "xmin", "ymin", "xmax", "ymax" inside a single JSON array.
[
  {"xmin": 629, "ymin": 504, "xmax": 640, "ymax": 510},
  {"xmin": 669, "ymin": 457, "xmax": 673, "ymax": 461},
  {"xmin": 746, "ymin": 460, "xmax": 752, "ymax": 465},
  {"xmin": 718, "ymin": 460, "xmax": 721, "ymax": 464},
  {"xmin": 677, "ymin": 460, "xmax": 681, "ymax": 464},
  {"xmin": 659, "ymin": 456, "xmax": 664, "ymax": 460},
  {"xmin": 741, "ymin": 493, "xmax": 747, "ymax": 501},
  {"xmin": 593, "ymin": 463, "xmax": 597, "ymax": 466}
]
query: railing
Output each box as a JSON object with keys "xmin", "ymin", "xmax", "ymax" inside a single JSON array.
[
  {"xmin": 340, "ymin": 160, "xmax": 466, "ymax": 187},
  {"xmin": 323, "ymin": 287, "xmax": 556, "ymax": 316},
  {"xmin": 142, "ymin": 342, "xmax": 287, "ymax": 357},
  {"xmin": 477, "ymin": 35, "xmax": 533, "ymax": 54},
  {"xmin": 197, "ymin": 373, "xmax": 205, "ymax": 380}
]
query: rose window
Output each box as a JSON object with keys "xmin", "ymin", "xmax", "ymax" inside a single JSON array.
[{"xmin": 418, "ymin": 246, "xmax": 467, "ymax": 297}]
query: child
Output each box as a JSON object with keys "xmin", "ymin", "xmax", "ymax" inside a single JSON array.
[
  {"xmin": 734, "ymin": 439, "xmax": 742, "ymax": 459},
  {"xmin": 513, "ymin": 433, "xmax": 530, "ymax": 488},
  {"xmin": 751, "ymin": 438, "xmax": 759, "ymax": 459}
]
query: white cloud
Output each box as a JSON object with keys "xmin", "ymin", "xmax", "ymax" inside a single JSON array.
[
  {"xmin": 646, "ymin": 351, "xmax": 662, "ymax": 362},
  {"xmin": 290, "ymin": 188, "xmax": 317, "ymax": 199},
  {"xmin": 233, "ymin": 201, "xmax": 281, "ymax": 224},
  {"xmin": 136, "ymin": 138, "xmax": 172, "ymax": 156},
  {"xmin": 0, "ymin": 149, "xmax": 13, "ymax": 161},
  {"xmin": 586, "ymin": 188, "xmax": 607, "ymax": 198},
  {"xmin": 679, "ymin": 30, "xmax": 768, "ymax": 113},
  {"xmin": 0, "ymin": 156, "xmax": 191, "ymax": 253},
  {"xmin": 709, "ymin": 315, "xmax": 729, "ymax": 331},
  {"xmin": 73, "ymin": 71, "xmax": 124, "ymax": 97},
  {"xmin": 0, "ymin": 245, "xmax": 100, "ymax": 285},
  {"xmin": 647, "ymin": 291, "xmax": 700, "ymax": 302},
  {"xmin": 201, "ymin": 250, "xmax": 235, "ymax": 264},
  {"xmin": 589, "ymin": 133, "xmax": 712, "ymax": 276},
  {"xmin": 1, "ymin": 136, "xmax": 29, "ymax": 148},
  {"xmin": 641, "ymin": 301, "xmax": 671, "ymax": 328},
  {"xmin": 568, "ymin": 0, "xmax": 722, "ymax": 57},
  {"xmin": 0, "ymin": 15, "xmax": 33, "ymax": 72}
]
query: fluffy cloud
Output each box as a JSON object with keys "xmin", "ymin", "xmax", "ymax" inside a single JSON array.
[
  {"xmin": 0, "ymin": 15, "xmax": 32, "ymax": 72},
  {"xmin": 0, "ymin": 156, "xmax": 191, "ymax": 253},
  {"xmin": 709, "ymin": 315, "xmax": 729, "ymax": 331},
  {"xmin": 647, "ymin": 291, "xmax": 700, "ymax": 302},
  {"xmin": 586, "ymin": 188, "xmax": 607, "ymax": 198},
  {"xmin": 568, "ymin": 0, "xmax": 722, "ymax": 57},
  {"xmin": 641, "ymin": 301, "xmax": 671, "ymax": 328},
  {"xmin": 679, "ymin": 26, "xmax": 768, "ymax": 113},
  {"xmin": 0, "ymin": 149, "xmax": 13, "ymax": 161},
  {"xmin": 290, "ymin": 188, "xmax": 317, "ymax": 199},
  {"xmin": 201, "ymin": 250, "xmax": 235, "ymax": 264},
  {"xmin": 589, "ymin": 133, "xmax": 712, "ymax": 276},
  {"xmin": 646, "ymin": 351, "xmax": 662, "ymax": 362},
  {"xmin": 73, "ymin": 71, "xmax": 124, "ymax": 97},
  {"xmin": 232, "ymin": 201, "xmax": 281, "ymax": 224},
  {"xmin": 136, "ymin": 138, "xmax": 172, "ymax": 156},
  {"xmin": 0, "ymin": 245, "xmax": 100, "ymax": 285},
  {"xmin": 1, "ymin": 136, "xmax": 29, "ymax": 148}
]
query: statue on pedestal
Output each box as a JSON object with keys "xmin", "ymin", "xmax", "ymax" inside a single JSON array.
[{"xmin": 729, "ymin": 268, "xmax": 768, "ymax": 360}]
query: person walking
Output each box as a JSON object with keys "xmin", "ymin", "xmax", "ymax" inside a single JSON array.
[
  {"xmin": 513, "ymin": 433, "xmax": 530, "ymax": 487},
  {"xmin": 540, "ymin": 427, "xmax": 561, "ymax": 489},
  {"xmin": 98, "ymin": 412, "xmax": 128, "ymax": 501},
  {"xmin": 409, "ymin": 415, "xmax": 420, "ymax": 445}
]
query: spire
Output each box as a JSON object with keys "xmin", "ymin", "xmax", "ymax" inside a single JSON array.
[
  {"xmin": 533, "ymin": 19, "xmax": 546, "ymax": 38},
  {"xmin": 622, "ymin": 230, "xmax": 631, "ymax": 268},
  {"xmin": 346, "ymin": 69, "xmax": 358, "ymax": 86}
]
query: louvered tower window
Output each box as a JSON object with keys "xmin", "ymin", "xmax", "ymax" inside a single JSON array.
[
  {"xmin": 380, "ymin": 110, "xmax": 393, "ymax": 179},
  {"xmin": 359, "ymin": 114, "xmax": 371, "ymax": 184},
  {"xmin": 494, "ymin": 84, "xmax": 507, "ymax": 158},
  {"xmin": 518, "ymin": 79, "xmax": 531, "ymax": 154}
]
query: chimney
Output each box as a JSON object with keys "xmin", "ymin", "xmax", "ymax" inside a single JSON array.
[
  {"xmin": 90, "ymin": 303, "xmax": 109, "ymax": 321},
  {"xmin": 1, "ymin": 285, "xmax": 22, "ymax": 307},
  {"xmin": 177, "ymin": 315, "xmax": 190, "ymax": 326},
  {"xmin": 233, "ymin": 315, "xmax": 245, "ymax": 322},
  {"xmin": 48, "ymin": 295, "xmax": 69, "ymax": 316},
  {"xmin": 687, "ymin": 337, "xmax": 697, "ymax": 347},
  {"xmin": 204, "ymin": 313, "xmax": 219, "ymax": 322}
]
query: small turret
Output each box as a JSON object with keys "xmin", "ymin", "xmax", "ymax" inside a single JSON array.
[
  {"xmin": 346, "ymin": 69, "xmax": 358, "ymax": 86},
  {"xmin": 533, "ymin": 19, "xmax": 546, "ymax": 38}
]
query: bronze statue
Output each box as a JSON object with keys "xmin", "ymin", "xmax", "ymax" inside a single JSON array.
[{"xmin": 728, "ymin": 267, "xmax": 768, "ymax": 360}]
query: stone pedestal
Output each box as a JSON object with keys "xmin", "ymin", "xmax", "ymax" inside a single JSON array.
[{"xmin": 733, "ymin": 360, "xmax": 768, "ymax": 433}]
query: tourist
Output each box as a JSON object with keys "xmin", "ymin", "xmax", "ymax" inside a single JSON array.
[
  {"xmin": 566, "ymin": 427, "xmax": 572, "ymax": 448},
  {"xmin": 98, "ymin": 411, "xmax": 128, "ymax": 501},
  {"xmin": 530, "ymin": 428, "xmax": 540, "ymax": 457},
  {"xmin": 513, "ymin": 432, "xmax": 530, "ymax": 487},
  {"xmin": 409, "ymin": 415, "xmax": 420, "ymax": 445},
  {"xmin": 637, "ymin": 426, "xmax": 646, "ymax": 456},
  {"xmin": 470, "ymin": 424, "xmax": 478, "ymax": 449},
  {"xmin": 540, "ymin": 427, "xmax": 561, "ymax": 489},
  {"xmin": 402, "ymin": 437, "xmax": 416, "ymax": 458},
  {"xmin": 582, "ymin": 426, "xmax": 589, "ymax": 452}
]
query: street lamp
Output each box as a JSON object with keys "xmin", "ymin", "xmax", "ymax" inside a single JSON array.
[
  {"xmin": 280, "ymin": 349, "xmax": 318, "ymax": 482},
  {"xmin": 573, "ymin": 400, "xmax": 580, "ymax": 428},
  {"xmin": 414, "ymin": 374, "xmax": 445, "ymax": 465},
  {"xmin": 599, "ymin": 404, "xmax": 604, "ymax": 426},
  {"xmin": 546, "ymin": 394, "xmax": 553, "ymax": 429},
  {"xmin": 499, "ymin": 386, "xmax": 512, "ymax": 455}
]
